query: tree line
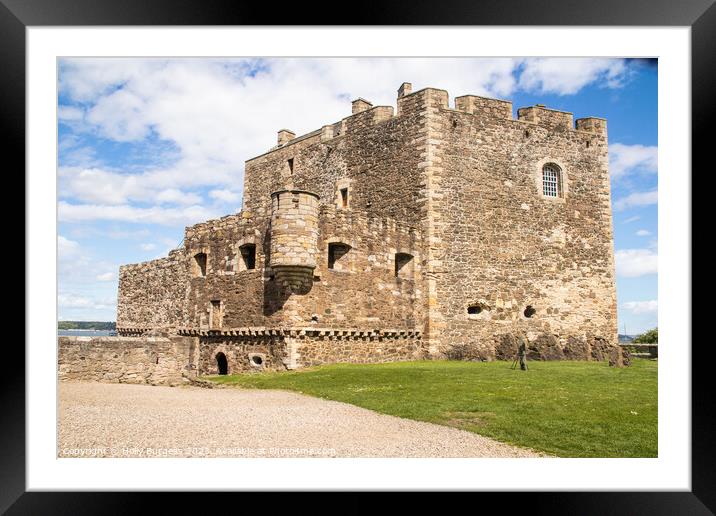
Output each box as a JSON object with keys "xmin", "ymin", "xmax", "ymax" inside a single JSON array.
[{"xmin": 58, "ymin": 321, "xmax": 116, "ymax": 330}]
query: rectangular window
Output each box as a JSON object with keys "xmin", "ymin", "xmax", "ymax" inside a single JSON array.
[
  {"xmin": 340, "ymin": 188, "xmax": 348, "ymax": 208},
  {"xmin": 395, "ymin": 253, "xmax": 414, "ymax": 279},
  {"xmin": 328, "ymin": 243, "xmax": 350, "ymax": 270},
  {"xmin": 239, "ymin": 244, "xmax": 256, "ymax": 270},
  {"xmin": 287, "ymin": 158, "xmax": 294, "ymax": 174},
  {"xmin": 194, "ymin": 252, "xmax": 207, "ymax": 277}
]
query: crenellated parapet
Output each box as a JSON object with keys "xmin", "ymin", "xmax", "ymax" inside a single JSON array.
[
  {"xmin": 455, "ymin": 95, "xmax": 513, "ymax": 120},
  {"xmin": 575, "ymin": 116, "xmax": 608, "ymax": 136},
  {"xmin": 517, "ymin": 104, "xmax": 573, "ymax": 131}
]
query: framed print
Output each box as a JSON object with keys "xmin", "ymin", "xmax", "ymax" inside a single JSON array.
[{"xmin": 6, "ymin": 0, "xmax": 711, "ymax": 512}]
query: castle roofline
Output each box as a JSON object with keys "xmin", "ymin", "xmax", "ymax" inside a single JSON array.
[{"xmin": 245, "ymin": 84, "xmax": 606, "ymax": 164}]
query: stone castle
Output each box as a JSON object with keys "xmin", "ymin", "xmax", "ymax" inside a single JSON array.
[{"xmin": 95, "ymin": 82, "xmax": 621, "ymax": 379}]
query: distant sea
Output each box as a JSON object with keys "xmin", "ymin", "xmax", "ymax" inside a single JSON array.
[{"xmin": 58, "ymin": 330, "xmax": 115, "ymax": 337}]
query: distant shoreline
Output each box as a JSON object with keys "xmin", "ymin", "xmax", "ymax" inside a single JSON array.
[{"xmin": 58, "ymin": 321, "xmax": 116, "ymax": 331}]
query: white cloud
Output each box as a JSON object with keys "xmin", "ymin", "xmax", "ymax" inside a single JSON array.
[
  {"xmin": 59, "ymin": 167, "xmax": 205, "ymax": 206},
  {"xmin": 518, "ymin": 58, "xmax": 628, "ymax": 95},
  {"xmin": 635, "ymin": 229, "xmax": 651, "ymax": 236},
  {"xmin": 609, "ymin": 143, "xmax": 658, "ymax": 179},
  {"xmin": 623, "ymin": 215, "xmax": 641, "ymax": 223},
  {"xmin": 155, "ymin": 188, "xmax": 203, "ymax": 205},
  {"xmin": 58, "ymin": 235, "xmax": 80, "ymax": 258},
  {"xmin": 86, "ymin": 88, "xmax": 150, "ymax": 141},
  {"xmin": 58, "ymin": 293, "xmax": 93, "ymax": 308},
  {"xmin": 209, "ymin": 189, "xmax": 240, "ymax": 203},
  {"xmin": 58, "ymin": 57, "xmax": 634, "ymax": 227},
  {"xmin": 59, "ymin": 292, "xmax": 117, "ymax": 311},
  {"xmin": 623, "ymin": 300, "xmax": 658, "ymax": 314},
  {"xmin": 58, "ymin": 105, "xmax": 84, "ymax": 121},
  {"xmin": 95, "ymin": 272, "xmax": 114, "ymax": 281},
  {"xmin": 58, "ymin": 201, "xmax": 219, "ymax": 227},
  {"xmin": 107, "ymin": 228, "xmax": 151, "ymax": 240},
  {"xmin": 140, "ymin": 243, "xmax": 157, "ymax": 251},
  {"xmin": 613, "ymin": 190, "xmax": 658, "ymax": 211},
  {"xmin": 615, "ymin": 249, "xmax": 658, "ymax": 277}
]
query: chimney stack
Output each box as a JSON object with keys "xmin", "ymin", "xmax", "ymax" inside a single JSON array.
[
  {"xmin": 277, "ymin": 129, "xmax": 295, "ymax": 146},
  {"xmin": 398, "ymin": 82, "xmax": 412, "ymax": 98},
  {"xmin": 351, "ymin": 98, "xmax": 373, "ymax": 114}
]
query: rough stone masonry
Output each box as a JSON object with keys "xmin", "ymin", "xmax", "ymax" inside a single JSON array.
[{"xmin": 61, "ymin": 81, "xmax": 627, "ymax": 383}]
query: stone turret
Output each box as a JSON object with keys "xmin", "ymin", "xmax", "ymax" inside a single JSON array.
[{"xmin": 269, "ymin": 189, "xmax": 320, "ymax": 292}]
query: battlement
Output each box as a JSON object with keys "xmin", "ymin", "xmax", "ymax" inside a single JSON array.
[
  {"xmin": 255, "ymin": 83, "xmax": 606, "ymax": 159},
  {"xmin": 455, "ymin": 95, "xmax": 513, "ymax": 120}
]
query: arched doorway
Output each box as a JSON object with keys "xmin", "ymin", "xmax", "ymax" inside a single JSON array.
[{"xmin": 216, "ymin": 352, "xmax": 228, "ymax": 375}]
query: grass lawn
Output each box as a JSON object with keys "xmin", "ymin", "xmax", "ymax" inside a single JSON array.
[{"xmin": 206, "ymin": 359, "xmax": 657, "ymax": 458}]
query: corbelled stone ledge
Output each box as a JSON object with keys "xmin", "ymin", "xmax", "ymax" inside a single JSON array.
[{"xmin": 176, "ymin": 327, "xmax": 421, "ymax": 338}]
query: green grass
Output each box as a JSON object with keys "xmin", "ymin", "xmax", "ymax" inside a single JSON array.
[{"xmin": 206, "ymin": 359, "xmax": 657, "ymax": 458}]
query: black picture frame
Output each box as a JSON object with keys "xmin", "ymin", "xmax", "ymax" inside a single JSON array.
[{"xmin": 5, "ymin": 0, "xmax": 709, "ymax": 512}]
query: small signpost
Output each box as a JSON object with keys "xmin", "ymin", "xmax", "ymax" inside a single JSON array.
[{"xmin": 511, "ymin": 342, "xmax": 528, "ymax": 371}]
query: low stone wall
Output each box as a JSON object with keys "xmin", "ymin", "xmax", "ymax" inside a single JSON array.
[
  {"xmin": 292, "ymin": 333, "xmax": 424, "ymax": 368},
  {"xmin": 199, "ymin": 336, "xmax": 288, "ymax": 375},
  {"xmin": 58, "ymin": 336, "xmax": 198, "ymax": 386},
  {"xmin": 195, "ymin": 328, "xmax": 425, "ymax": 374}
]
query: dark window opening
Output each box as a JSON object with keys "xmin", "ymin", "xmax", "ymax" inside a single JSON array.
[
  {"xmin": 340, "ymin": 188, "xmax": 348, "ymax": 208},
  {"xmin": 524, "ymin": 305, "xmax": 536, "ymax": 318},
  {"xmin": 524, "ymin": 130, "xmax": 530, "ymax": 138},
  {"xmin": 467, "ymin": 305, "xmax": 482, "ymax": 315},
  {"xmin": 328, "ymin": 243, "xmax": 350, "ymax": 270},
  {"xmin": 251, "ymin": 355, "xmax": 263, "ymax": 366},
  {"xmin": 586, "ymin": 140, "xmax": 590, "ymax": 148},
  {"xmin": 216, "ymin": 352, "xmax": 228, "ymax": 375},
  {"xmin": 240, "ymin": 244, "xmax": 256, "ymax": 270},
  {"xmin": 288, "ymin": 158, "xmax": 294, "ymax": 173},
  {"xmin": 194, "ymin": 252, "xmax": 207, "ymax": 277},
  {"xmin": 395, "ymin": 253, "xmax": 414, "ymax": 279}
]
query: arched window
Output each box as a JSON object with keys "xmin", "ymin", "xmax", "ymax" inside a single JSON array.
[{"xmin": 542, "ymin": 164, "xmax": 562, "ymax": 198}]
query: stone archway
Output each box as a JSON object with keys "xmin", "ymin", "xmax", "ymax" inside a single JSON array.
[{"xmin": 216, "ymin": 352, "xmax": 228, "ymax": 375}]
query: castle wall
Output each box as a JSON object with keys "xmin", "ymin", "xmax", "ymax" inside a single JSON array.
[
  {"xmin": 198, "ymin": 335, "xmax": 288, "ymax": 374},
  {"xmin": 111, "ymin": 84, "xmax": 620, "ymax": 370},
  {"xmin": 183, "ymin": 213, "xmax": 269, "ymax": 329},
  {"xmin": 58, "ymin": 335, "xmax": 198, "ymax": 386},
  {"xmin": 116, "ymin": 249, "xmax": 187, "ymax": 334},
  {"xmin": 194, "ymin": 329, "xmax": 423, "ymax": 374},
  {"xmin": 426, "ymin": 98, "xmax": 617, "ymax": 358},
  {"xmin": 292, "ymin": 331, "xmax": 423, "ymax": 367},
  {"xmin": 242, "ymin": 91, "xmax": 432, "ymax": 227},
  {"xmin": 181, "ymin": 206, "xmax": 423, "ymax": 331}
]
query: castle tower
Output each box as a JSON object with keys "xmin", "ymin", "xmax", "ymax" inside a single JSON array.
[{"xmin": 269, "ymin": 189, "xmax": 320, "ymax": 292}]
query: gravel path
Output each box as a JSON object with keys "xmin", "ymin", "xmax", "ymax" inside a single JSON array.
[{"xmin": 58, "ymin": 382, "xmax": 544, "ymax": 458}]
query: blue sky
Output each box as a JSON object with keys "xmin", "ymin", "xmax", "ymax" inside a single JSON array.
[{"xmin": 57, "ymin": 58, "xmax": 658, "ymax": 335}]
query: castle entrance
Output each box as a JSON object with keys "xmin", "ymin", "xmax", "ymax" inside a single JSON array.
[{"xmin": 216, "ymin": 352, "xmax": 228, "ymax": 375}]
